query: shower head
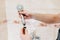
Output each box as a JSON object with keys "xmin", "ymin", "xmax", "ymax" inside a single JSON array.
[
  {"xmin": 17, "ymin": 4, "xmax": 24, "ymax": 11},
  {"xmin": 17, "ymin": 4, "xmax": 26, "ymax": 26}
]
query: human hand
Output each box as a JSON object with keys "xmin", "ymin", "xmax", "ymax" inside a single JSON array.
[{"xmin": 18, "ymin": 10, "xmax": 32, "ymax": 19}]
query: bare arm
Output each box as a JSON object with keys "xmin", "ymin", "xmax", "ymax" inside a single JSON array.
[
  {"xmin": 31, "ymin": 13, "xmax": 60, "ymax": 24},
  {"xmin": 18, "ymin": 10, "xmax": 60, "ymax": 24}
]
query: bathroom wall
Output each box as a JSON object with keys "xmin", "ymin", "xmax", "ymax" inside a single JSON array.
[
  {"xmin": 0, "ymin": 0, "xmax": 7, "ymax": 40},
  {"xmin": 17, "ymin": 0, "xmax": 60, "ymax": 13},
  {"xmin": 6, "ymin": 0, "xmax": 60, "ymax": 14}
]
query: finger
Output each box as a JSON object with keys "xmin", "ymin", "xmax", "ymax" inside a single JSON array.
[
  {"xmin": 18, "ymin": 11, "xmax": 24, "ymax": 15},
  {"xmin": 25, "ymin": 29, "xmax": 28, "ymax": 35},
  {"xmin": 22, "ymin": 27, "xmax": 26, "ymax": 35},
  {"xmin": 20, "ymin": 27, "xmax": 27, "ymax": 35},
  {"xmin": 20, "ymin": 28, "xmax": 24, "ymax": 35},
  {"xmin": 18, "ymin": 11, "xmax": 26, "ymax": 14},
  {"xmin": 18, "ymin": 11, "xmax": 29, "ymax": 16},
  {"xmin": 19, "ymin": 13, "xmax": 29, "ymax": 19},
  {"xmin": 20, "ymin": 28, "xmax": 24, "ymax": 38}
]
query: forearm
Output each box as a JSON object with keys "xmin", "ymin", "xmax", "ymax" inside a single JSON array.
[{"xmin": 31, "ymin": 13, "xmax": 60, "ymax": 24}]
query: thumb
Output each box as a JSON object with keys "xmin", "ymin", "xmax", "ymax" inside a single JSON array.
[{"xmin": 23, "ymin": 27, "xmax": 28, "ymax": 35}]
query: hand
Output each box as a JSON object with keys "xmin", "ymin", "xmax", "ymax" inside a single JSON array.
[
  {"xmin": 20, "ymin": 28, "xmax": 32, "ymax": 40},
  {"xmin": 18, "ymin": 10, "xmax": 32, "ymax": 19}
]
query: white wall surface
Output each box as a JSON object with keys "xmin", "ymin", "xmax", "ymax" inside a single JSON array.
[
  {"xmin": 6, "ymin": 0, "xmax": 60, "ymax": 14},
  {"xmin": 5, "ymin": 0, "xmax": 60, "ymax": 40}
]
